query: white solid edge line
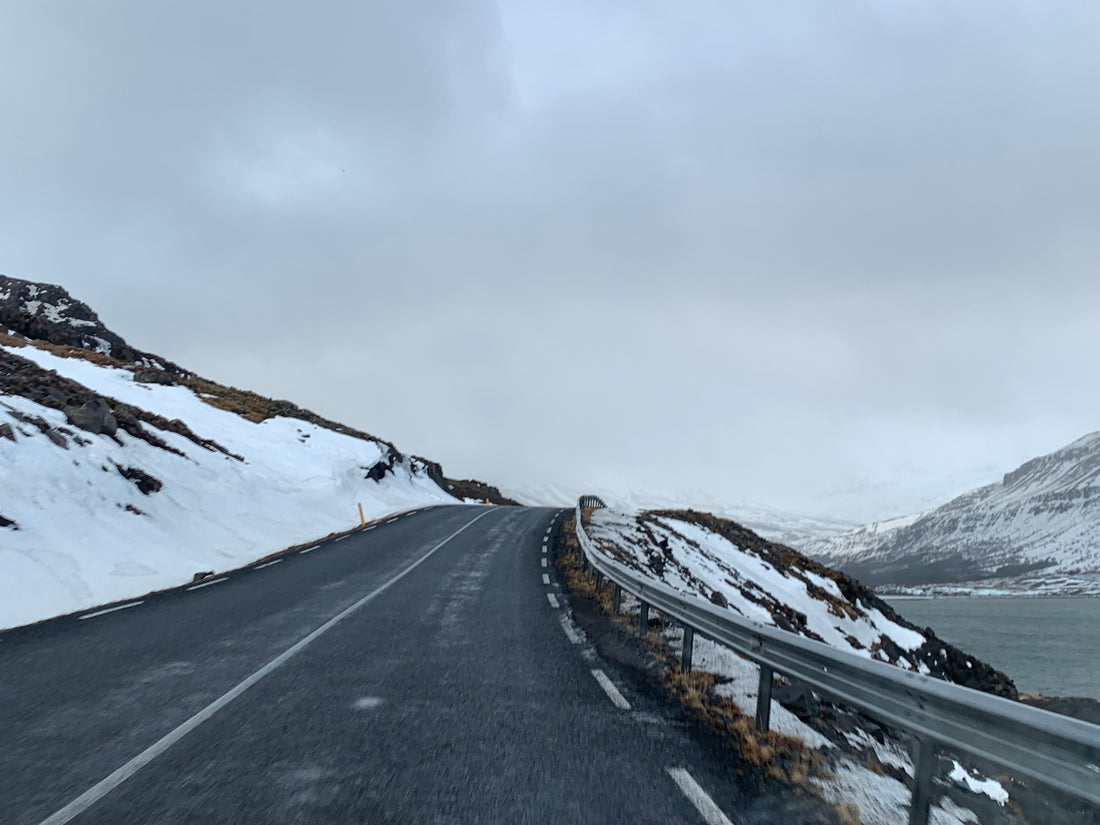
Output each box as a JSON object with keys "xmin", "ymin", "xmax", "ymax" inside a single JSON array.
[
  {"xmin": 559, "ymin": 615, "xmax": 582, "ymax": 645},
  {"xmin": 547, "ymin": 593, "xmax": 559, "ymax": 608},
  {"xmin": 591, "ymin": 669, "xmax": 631, "ymax": 710},
  {"xmin": 541, "ymin": 574, "xmax": 550, "ymax": 585},
  {"xmin": 254, "ymin": 559, "xmax": 282, "ymax": 570},
  {"xmin": 35, "ymin": 508, "xmax": 496, "ymax": 825},
  {"xmin": 77, "ymin": 601, "xmax": 144, "ymax": 621},
  {"xmin": 185, "ymin": 577, "xmax": 228, "ymax": 591},
  {"xmin": 666, "ymin": 768, "xmax": 735, "ymax": 825}
]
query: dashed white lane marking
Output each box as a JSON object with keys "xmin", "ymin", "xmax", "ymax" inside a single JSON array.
[
  {"xmin": 666, "ymin": 768, "xmax": 734, "ymax": 825},
  {"xmin": 186, "ymin": 577, "xmax": 228, "ymax": 591},
  {"xmin": 34, "ymin": 508, "xmax": 494, "ymax": 825},
  {"xmin": 365, "ymin": 525, "xmax": 376, "ymax": 531},
  {"xmin": 542, "ymin": 546, "xmax": 547, "ymax": 554},
  {"xmin": 542, "ymin": 574, "xmax": 550, "ymax": 585},
  {"xmin": 386, "ymin": 517, "xmax": 399, "ymax": 523},
  {"xmin": 254, "ymin": 559, "xmax": 282, "ymax": 570},
  {"xmin": 547, "ymin": 593, "xmax": 560, "ymax": 608},
  {"xmin": 334, "ymin": 535, "xmax": 348, "ymax": 542},
  {"xmin": 299, "ymin": 545, "xmax": 320, "ymax": 554},
  {"xmin": 77, "ymin": 601, "xmax": 144, "ymax": 621},
  {"xmin": 352, "ymin": 696, "xmax": 384, "ymax": 710},
  {"xmin": 541, "ymin": 558, "xmax": 547, "ymax": 567},
  {"xmin": 559, "ymin": 615, "xmax": 582, "ymax": 645},
  {"xmin": 591, "ymin": 669, "xmax": 631, "ymax": 710}
]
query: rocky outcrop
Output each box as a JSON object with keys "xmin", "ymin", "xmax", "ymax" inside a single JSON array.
[
  {"xmin": 0, "ymin": 275, "xmax": 186, "ymax": 372},
  {"xmin": 0, "ymin": 348, "xmax": 239, "ymax": 459}
]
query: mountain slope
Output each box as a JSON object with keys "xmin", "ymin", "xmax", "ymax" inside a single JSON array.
[
  {"xmin": 802, "ymin": 432, "xmax": 1100, "ymax": 593},
  {"xmin": 0, "ymin": 275, "xmax": 510, "ymax": 628}
]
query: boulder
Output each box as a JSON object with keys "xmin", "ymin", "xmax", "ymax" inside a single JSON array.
[
  {"xmin": 67, "ymin": 398, "xmax": 118, "ymax": 436},
  {"xmin": 0, "ymin": 422, "xmax": 14, "ymax": 441},
  {"xmin": 133, "ymin": 369, "xmax": 176, "ymax": 386}
]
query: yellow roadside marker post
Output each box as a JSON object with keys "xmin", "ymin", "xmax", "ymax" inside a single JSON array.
[{"xmin": 358, "ymin": 502, "xmax": 365, "ymax": 526}]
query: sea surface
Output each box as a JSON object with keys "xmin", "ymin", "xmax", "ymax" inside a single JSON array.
[{"xmin": 884, "ymin": 596, "xmax": 1100, "ymax": 700}]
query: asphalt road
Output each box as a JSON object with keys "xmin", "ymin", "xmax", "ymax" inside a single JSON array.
[{"xmin": 2, "ymin": 505, "xmax": 759, "ymax": 824}]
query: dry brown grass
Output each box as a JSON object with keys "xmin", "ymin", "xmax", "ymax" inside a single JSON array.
[
  {"xmin": 0, "ymin": 330, "xmax": 130, "ymax": 368},
  {"xmin": 181, "ymin": 377, "xmax": 279, "ymax": 423}
]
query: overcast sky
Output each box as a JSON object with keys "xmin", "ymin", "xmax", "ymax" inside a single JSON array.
[{"xmin": 2, "ymin": 1, "xmax": 1097, "ymax": 522}]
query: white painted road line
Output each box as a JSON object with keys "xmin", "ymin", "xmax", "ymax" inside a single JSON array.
[
  {"xmin": 365, "ymin": 525, "xmax": 376, "ymax": 531},
  {"xmin": 542, "ymin": 546, "xmax": 547, "ymax": 554},
  {"xmin": 186, "ymin": 577, "xmax": 228, "ymax": 591},
  {"xmin": 542, "ymin": 574, "xmax": 550, "ymax": 585},
  {"xmin": 34, "ymin": 509, "xmax": 495, "ymax": 825},
  {"xmin": 666, "ymin": 768, "xmax": 734, "ymax": 825},
  {"xmin": 254, "ymin": 559, "xmax": 282, "ymax": 570},
  {"xmin": 334, "ymin": 535, "xmax": 348, "ymax": 542},
  {"xmin": 591, "ymin": 669, "xmax": 631, "ymax": 710},
  {"xmin": 386, "ymin": 517, "xmax": 399, "ymax": 523},
  {"xmin": 299, "ymin": 545, "xmax": 320, "ymax": 554},
  {"xmin": 547, "ymin": 593, "xmax": 560, "ymax": 608},
  {"xmin": 559, "ymin": 615, "xmax": 583, "ymax": 645},
  {"xmin": 541, "ymin": 558, "xmax": 547, "ymax": 567},
  {"xmin": 77, "ymin": 601, "xmax": 144, "ymax": 621}
]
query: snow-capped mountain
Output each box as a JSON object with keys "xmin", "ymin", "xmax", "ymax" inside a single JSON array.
[
  {"xmin": 0, "ymin": 275, "xmax": 507, "ymax": 629},
  {"xmin": 802, "ymin": 432, "xmax": 1100, "ymax": 594}
]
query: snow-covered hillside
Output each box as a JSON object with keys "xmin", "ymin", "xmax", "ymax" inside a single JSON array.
[
  {"xmin": 580, "ymin": 508, "xmax": 1017, "ymax": 825},
  {"xmin": 0, "ymin": 339, "xmax": 458, "ymax": 629},
  {"xmin": 802, "ymin": 432, "xmax": 1100, "ymax": 594},
  {"xmin": 0, "ymin": 275, "xmax": 493, "ymax": 629}
]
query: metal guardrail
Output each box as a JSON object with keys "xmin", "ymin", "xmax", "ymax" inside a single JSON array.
[{"xmin": 573, "ymin": 500, "xmax": 1100, "ymax": 825}]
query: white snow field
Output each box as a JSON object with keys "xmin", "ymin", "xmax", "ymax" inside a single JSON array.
[{"xmin": 0, "ymin": 341, "xmax": 458, "ymax": 630}]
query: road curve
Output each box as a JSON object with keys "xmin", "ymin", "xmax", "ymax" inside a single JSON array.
[{"xmin": 2, "ymin": 505, "xmax": 755, "ymax": 824}]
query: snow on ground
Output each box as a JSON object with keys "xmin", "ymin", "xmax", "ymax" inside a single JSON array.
[
  {"xmin": 588, "ymin": 507, "xmax": 928, "ymax": 660},
  {"xmin": 582, "ymin": 507, "xmax": 1004, "ymax": 825},
  {"xmin": 0, "ymin": 343, "xmax": 458, "ymax": 629}
]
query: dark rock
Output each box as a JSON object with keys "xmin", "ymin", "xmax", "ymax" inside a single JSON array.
[
  {"xmin": 67, "ymin": 398, "xmax": 118, "ymax": 436},
  {"xmin": 0, "ymin": 514, "xmax": 17, "ymax": 529},
  {"xmin": 45, "ymin": 429, "xmax": 68, "ymax": 448},
  {"xmin": 46, "ymin": 386, "xmax": 69, "ymax": 406},
  {"xmin": 708, "ymin": 589, "xmax": 729, "ymax": 608},
  {"xmin": 774, "ymin": 681, "xmax": 820, "ymax": 719},
  {"xmin": 192, "ymin": 571, "xmax": 215, "ymax": 582},
  {"xmin": 133, "ymin": 369, "xmax": 176, "ymax": 386},
  {"xmin": 114, "ymin": 464, "xmax": 162, "ymax": 495},
  {"xmin": 0, "ymin": 422, "xmax": 14, "ymax": 441}
]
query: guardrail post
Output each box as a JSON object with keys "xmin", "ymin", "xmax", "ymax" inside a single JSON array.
[
  {"xmin": 681, "ymin": 625, "xmax": 694, "ymax": 672},
  {"xmin": 612, "ymin": 584, "xmax": 621, "ymax": 613},
  {"xmin": 908, "ymin": 739, "xmax": 936, "ymax": 825},
  {"xmin": 638, "ymin": 601, "xmax": 649, "ymax": 635},
  {"xmin": 595, "ymin": 572, "xmax": 603, "ymax": 592},
  {"xmin": 755, "ymin": 665, "xmax": 773, "ymax": 733}
]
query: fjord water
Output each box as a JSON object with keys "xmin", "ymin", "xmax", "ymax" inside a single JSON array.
[{"xmin": 886, "ymin": 597, "xmax": 1100, "ymax": 700}]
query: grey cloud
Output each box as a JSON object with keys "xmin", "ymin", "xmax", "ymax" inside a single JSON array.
[{"xmin": 1, "ymin": 1, "xmax": 1097, "ymax": 523}]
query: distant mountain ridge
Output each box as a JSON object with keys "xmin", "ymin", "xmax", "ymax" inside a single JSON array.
[{"xmin": 802, "ymin": 432, "xmax": 1100, "ymax": 594}]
